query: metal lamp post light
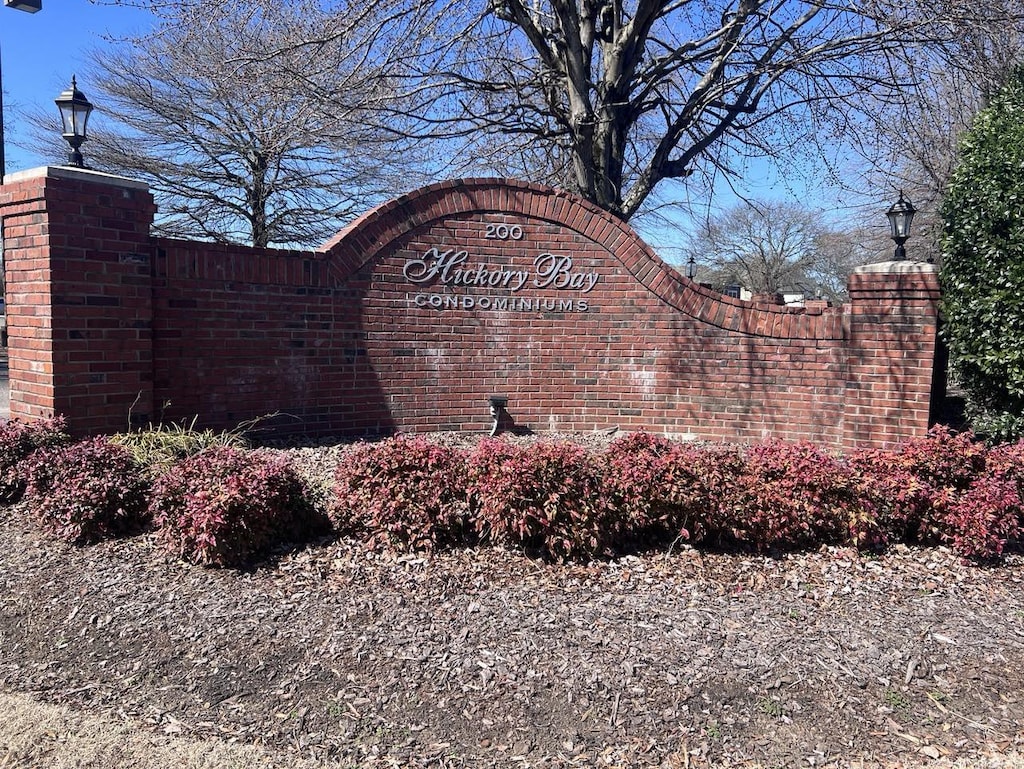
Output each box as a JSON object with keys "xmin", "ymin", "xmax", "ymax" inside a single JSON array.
[
  {"xmin": 54, "ymin": 76, "xmax": 94, "ymax": 168},
  {"xmin": 686, "ymin": 256, "xmax": 697, "ymax": 280},
  {"xmin": 0, "ymin": 0, "xmax": 42, "ymax": 181},
  {"xmin": 886, "ymin": 191, "xmax": 916, "ymax": 261}
]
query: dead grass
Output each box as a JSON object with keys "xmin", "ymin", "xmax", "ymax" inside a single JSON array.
[{"xmin": 0, "ymin": 691, "xmax": 343, "ymax": 769}]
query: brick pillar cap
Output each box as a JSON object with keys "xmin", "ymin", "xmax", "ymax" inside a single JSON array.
[
  {"xmin": 853, "ymin": 260, "xmax": 937, "ymax": 275},
  {"xmin": 3, "ymin": 165, "xmax": 149, "ymax": 192}
]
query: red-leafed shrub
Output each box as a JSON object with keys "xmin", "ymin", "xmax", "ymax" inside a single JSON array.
[
  {"xmin": 602, "ymin": 433, "xmax": 756, "ymax": 548},
  {"xmin": 943, "ymin": 472, "xmax": 1021, "ymax": 560},
  {"xmin": 330, "ymin": 436, "xmax": 470, "ymax": 552},
  {"xmin": 845, "ymin": 454, "xmax": 927, "ymax": 549},
  {"xmin": 893, "ymin": 426, "xmax": 988, "ymax": 494},
  {"xmin": 468, "ymin": 438, "xmax": 609, "ymax": 561},
  {"xmin": 602, "ymin": 432, "xmax": 683, "ymax": 546},
  {"xmin": 24, "ymin": 436, "xmax": 149, "ymax": 545},
  {"xmin": 671, "ymin": 444, "xmax": 748, "ymax": 544},
  {"xmin": 849, "ymin": 426, "xmax": 987, "ymax": 547},
  {"xmin": 985, "ymin": 439, "xmax": 1024, "ymax": 480},
  {"xmin": 151, "ymin": 446, "xmax": 324, "ymax": 567},
  {"xmin": 0, "ymin": 416, "xmax": 70, "ymax": 503},
  {"xmin": 726, "ymin": 441, "xmax": 858, "ymax": 550},
  {"xmin": 941, "ymin": 438, "xmax": 1024, "ymax": 560}
]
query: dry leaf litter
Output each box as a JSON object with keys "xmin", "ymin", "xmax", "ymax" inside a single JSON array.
[{"xmin": 0, "ymin": 433, "xmax": 1022, "ymax": 768}]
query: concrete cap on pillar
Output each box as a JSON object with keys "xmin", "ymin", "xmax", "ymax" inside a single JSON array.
[{"xmin": 853, "ymin": 261, "xmax": 938, "ymax": 275}]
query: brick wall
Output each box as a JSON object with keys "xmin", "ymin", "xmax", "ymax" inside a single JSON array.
[
  {"xmin": 1, "ymin": 167, "xmax": 155, "ymax": 432},
  {"xmin": 0, "ymin": 171, "xmax": 942, "ymax": 451}
]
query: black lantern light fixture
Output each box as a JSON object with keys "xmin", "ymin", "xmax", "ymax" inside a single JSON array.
[
  {"xmin": 686, "ymin": 255, "xmax": 697, "ymax": 280},
  {"xmin": 886, "ymin": 191, "xmax": 916, "ymax": 261},
  {"xmin": 54, "ymin": 76, "xmax": 94, "ymax": 168}
]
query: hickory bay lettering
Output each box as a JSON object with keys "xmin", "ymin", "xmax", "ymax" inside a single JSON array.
[{"xmin": 403, "ymin": 248, "xmax": 600, "ymax": 293}]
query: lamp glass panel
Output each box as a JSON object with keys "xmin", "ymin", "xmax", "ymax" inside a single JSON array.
[
  {"xmin": 888, "ymin": 210, "xmax": 913, "ymax": 239},
  {"xmin": 887, "ymin": 198, "xmax": 915, "ymax": 239},
  {"xmin": 74, "ymin": 103, "xmax": 92, "ymax": 137},
  {"xmin": 58, "ymin": 105, "xmax": 76, "ymax": 136},
  {"xmin": 899, "ymin": 209, "xmax": 915, "ymax": 237},
  {"xmin": 58, "ymin": 101, "xmax": 91, "ymax": 138}
]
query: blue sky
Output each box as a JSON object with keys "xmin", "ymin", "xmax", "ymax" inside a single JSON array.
[{"xmin": 2, "ymin": 0, "xmax": 153, "ymax": 170}]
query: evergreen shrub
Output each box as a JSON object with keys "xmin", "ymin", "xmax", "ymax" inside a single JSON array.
[{"xmin": 941, "ymin": 68, "xmax": 1024, "ymax": 440}]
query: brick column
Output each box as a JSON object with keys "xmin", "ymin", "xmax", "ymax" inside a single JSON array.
[
  {"xmin": 0, "ymin": 166, "xmax": 156, "ymax": 434},
  {"xmin": 842, "ymin": 261, "xmax": 941, "ymax": 451}
]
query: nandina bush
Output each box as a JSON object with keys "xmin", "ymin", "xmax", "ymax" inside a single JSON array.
[
  {"xmin": 984, "ymin": 438, "xmax": 1024, "ymax": 480},
  {"xmin": 24, "ymin": 436, "xmax": 149, "ymax": 545},
  {"xmin": 727, "ymin": 441, "xmax": 859, "ymax": 550},
  {"xmin": 151, "ymin": 446, "xmax": 324, "ymax": 568},
  {"xmin": 845, "ymin": 453, "xmax": 924, "ymax": 549},
  {"xmin": 849, "ymin": 426, "xmax": 988, "ymax": 546},
  {"xmin": 468, "ymin": 438, "xmax": 609, "ymax": 561},
  {"xmin": 943, "ymin": 472, "xmax": 1022, "ymax": 560},
  {"xmin": 668, "ymin": 444, "xmax": 748, "ymax": 544},
  {"xmin": 0, "ymin": 416, "xmax": 70, "ymax": 503},
  {"xmin": 602, "ymin": 433, "xmax": 757, "ymax": 548},
  {"xmin": 601, "ymin": 431, "xmax": 685, "ymax": 546},
  {"xmin": 330, "ymin": 436, "xmax": 470, "ymax": 552},
  {"xmin": 940, "ymin": 438, "xmax": 1024, "ymax": 560},
  {"xmin": 893, "ymin": 426, "xmax": 988, "ymax": 491}
]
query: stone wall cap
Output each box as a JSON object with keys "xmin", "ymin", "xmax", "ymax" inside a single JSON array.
[
  {"xmin": 3, "ymin": 165, "xmax": 149, "ymax": 191},
  {"xmin": 853, "ymin": 260, "xmax": 938, "ymax": 275}
]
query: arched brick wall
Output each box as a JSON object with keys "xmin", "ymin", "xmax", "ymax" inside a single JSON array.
[
  {"xmin": 0, "ymin": 169, "xmax": 940, "ymax": 450},
  {"xmin": 325, "ymin": 178, "xmax": 842, "ymax": 340},
  {"xmin": 319, "ymin": 178, "xmax": 937, "ymax": 448}
]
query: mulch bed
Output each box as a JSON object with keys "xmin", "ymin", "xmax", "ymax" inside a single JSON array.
[{"xmin": 1, "ymin": 435, "xmax": 1023, "ymax": 767}]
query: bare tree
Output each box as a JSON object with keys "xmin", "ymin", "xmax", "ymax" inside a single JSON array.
[
  {"xmin": 381, "ymin": 0, "xmax": 988, "ymax": 223},
  {"xmin": 837, "ymin": 2, "xmax": 1024, "ymax": 262},
  {"xmin": 71, "ymin": 1, "xmax": 426, "ymax": 248},
  {"xmin": 683, "ymin": 200, "xmax": 866, "ymax": 301},
  {"xmin": 83, "ymin": 0, "xmax": 1016, "ymax": 244},
  {"xmin": 809, "ymin": 227, "xmax": 878, "ymax": 302}
]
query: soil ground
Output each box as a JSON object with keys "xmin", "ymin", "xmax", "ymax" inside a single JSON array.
[{"xmin": 2, "ymin": 492, "xmax": 1024, "ymax": 768}]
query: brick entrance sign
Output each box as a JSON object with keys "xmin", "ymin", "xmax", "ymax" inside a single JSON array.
[{"xmin": 0, "ymin": 167, "xmax": 941, "ymax": 451}]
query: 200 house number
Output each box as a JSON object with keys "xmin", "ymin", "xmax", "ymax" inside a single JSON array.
[{"xmin": 484, "ymin": 223, "xmax": 525, "ymax": 240}]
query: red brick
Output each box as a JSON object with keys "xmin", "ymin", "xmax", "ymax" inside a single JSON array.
[{"xmin": 1, "ymin": 175, "xmax": 941, "ymax": 448}]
